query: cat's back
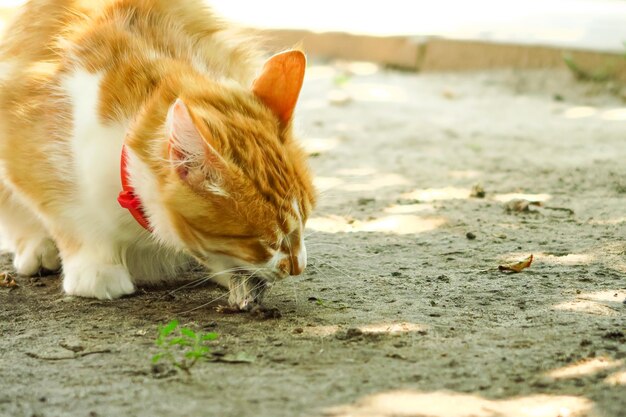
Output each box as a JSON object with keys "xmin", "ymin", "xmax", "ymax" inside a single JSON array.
[
  {"xmin": 1, "ymin": 0, "xmax": 257, "ymax": 82},
  {"xmin": 1, "ymin": 0, "xmax": 100, "ymax": 64},
  {"xmin": 0, "ymin": 0, "xmax": 259, "ymax": 132}
]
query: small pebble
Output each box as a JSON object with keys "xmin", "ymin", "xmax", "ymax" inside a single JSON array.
[{"xmin": 466, "ymin": 232, "xmax": 476, "ymax": 240}]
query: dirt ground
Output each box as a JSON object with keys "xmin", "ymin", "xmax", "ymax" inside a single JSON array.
[{"xmin": 1, "ymin": 63, "xmax": 625, "ymax": 417}]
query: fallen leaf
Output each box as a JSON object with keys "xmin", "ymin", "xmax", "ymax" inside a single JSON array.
[
  {"xmin": 499, "ymin": 255, "xmax": 534, "ymax": 273},
  {"xmin": 0, "ymin": 272, "xmax": 17, "ymax": 288}
]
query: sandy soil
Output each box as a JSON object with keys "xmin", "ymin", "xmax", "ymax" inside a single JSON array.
[{"xmin": 1, "ymin": 64, "xmax": 625, "ymax": 417}]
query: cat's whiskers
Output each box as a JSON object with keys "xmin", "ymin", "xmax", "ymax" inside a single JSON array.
[
  {"xmin": 308, "ymin": 256, "xmax": 354, "ymax": 282},
  {"xmin": 177, "ymin": 266, "xmax": 269, "ymax": 314},
  {"xmin": 163, "ymin": 265, "xmax": 249, "ymax": 297},
  {"xmin": 306, "ymin": 263, "xmax": 334, "ymax": 285},
  {"xmin": 307, "ymin": 243, "xmax": 379, "ymax": 258}
]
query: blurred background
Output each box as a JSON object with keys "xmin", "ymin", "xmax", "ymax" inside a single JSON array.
[
  {"xmin": 1, "ymin": 0, "xmax": 625, "ymax": 78},
  {"xmin": 209, "ymin": 0, "xmax": 626, "ymax": 51}
]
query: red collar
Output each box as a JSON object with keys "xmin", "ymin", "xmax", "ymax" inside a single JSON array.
[{"xmin": 118, "ymin": 145, "xmax": 152, "ymax": 231}]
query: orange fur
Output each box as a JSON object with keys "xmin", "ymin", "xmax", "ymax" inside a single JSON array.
[{"xmin": 0, "ymin": 0, "xmax": 316, "ymax": 299}]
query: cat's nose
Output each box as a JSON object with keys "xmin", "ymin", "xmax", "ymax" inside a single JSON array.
[{"xmin": 278, "ymin": 255, "xmax": 305, "ymax": 276}]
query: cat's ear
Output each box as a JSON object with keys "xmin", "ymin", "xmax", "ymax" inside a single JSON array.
[
  {"xmin": 166, "ymin": 98, "xmax": 225, "ymax": 184},
  {"xmin": 252, "ymin": 50, "xmax": 306, "ymax": 124}
]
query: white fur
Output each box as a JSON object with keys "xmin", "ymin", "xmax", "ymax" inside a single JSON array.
[
  {"xmin": 63, "ymin": 256, "xmax": 135, "ymax": 299},
  {"xmin": 62, "ymin": 71, "xmax": 135, "ymax": 242},
  {"xmin": 292, "ymin": 198, "xmax": 307, "ymax": 271},
  {"xmin": 58, "ymin": 69, "xmax": 187, "ymax": 298}
]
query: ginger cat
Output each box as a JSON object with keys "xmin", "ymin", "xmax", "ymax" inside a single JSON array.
[{"xmin": 0, "ymin": 0, "xmax": 315, "ymax": 310}]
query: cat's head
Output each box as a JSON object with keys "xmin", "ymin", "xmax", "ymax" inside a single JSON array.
[{"xmin": 141, "ymin": 51, "xmax": 315, "ymax": 282}]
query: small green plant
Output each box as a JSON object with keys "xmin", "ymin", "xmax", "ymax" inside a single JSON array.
[
  {"xmin": 152, "ymin": 320, "xmax": 217, "ymax": 375},
  {"xmin": 333, "ymin": 72, "xmax": 352, "ymax": 87}
]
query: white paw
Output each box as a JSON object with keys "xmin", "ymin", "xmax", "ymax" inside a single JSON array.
[
  {"xmin": 63, "ymin": 261, "xmax": 135, "ymax": 300},
  {"xmin": 13, "ymin": 237, "xmax": 61, "ymax": 276}
]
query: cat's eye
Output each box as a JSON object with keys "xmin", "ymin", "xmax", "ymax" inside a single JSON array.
[
  {"xmin": 268, "ymin": 240, "xmax": 281, "ymax": 251},
  {"xmin": 263, "ymin": 235, "xmax": 283, "ymax": 251}
]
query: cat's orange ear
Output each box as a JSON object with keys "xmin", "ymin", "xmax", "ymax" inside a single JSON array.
[
  {"xmin": 252, "ymin": 50, "xmax": 306, "ymax": 124},
  {"xmin": 166, "ymin": 98, "xmax": 225, "ymax": 184}
]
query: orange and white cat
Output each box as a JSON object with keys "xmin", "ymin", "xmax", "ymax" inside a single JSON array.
[{"xmin": 0, "ymin": 0, "xmax": 315, "ymax": 310}]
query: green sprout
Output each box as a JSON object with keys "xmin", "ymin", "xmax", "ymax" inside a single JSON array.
[
  {"xmin": 333, "ymin": 72, "xmax": 352, "ymax": 87},
  {"xmin": 152, "ymin": 320, "xmax": 218, "ymax": 375}
]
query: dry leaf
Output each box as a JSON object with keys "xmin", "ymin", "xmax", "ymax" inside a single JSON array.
[
  {"xmin": 499, "ymin": 255, "xmax": 534, "ymax": 273},
  {"xmin": 0, "ymin": 272, "xmax": 17, "ymax": 288}
]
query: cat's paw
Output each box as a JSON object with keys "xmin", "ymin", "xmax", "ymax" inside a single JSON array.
[
  {"xmin": 13, "ymin": 237, "xmax": 61, "ymax": 276},
  {"xmin": 63, "ymin": 261, "xmax": 135, "ymax": 300}
]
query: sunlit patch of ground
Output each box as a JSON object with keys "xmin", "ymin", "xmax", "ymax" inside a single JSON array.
[
  {"xmin": 301, "ymin": 137, "xmax": 341, "ymax": 155},
  {"xmin": 401, "ymin": 187, "xmax": 471, "ymax": 202},
  {"xmin": 578, "ymin": 289, "xmax": 626, "ymax": 304},
  {"xmin": 536, "ymin": 253, "xmax": 595, "ymax": 265},
  {"xmin": 545, "ymin": 356, "xmax": 626, "ymax": 389},
  {"xmin": 563, "ymin": 106, "xmax": 597, "ymax": 119},
  {"xmin": 304, "ymin": 322, "xmax": 427, "ymax": 337},
  {"xmin": 604, "ymin": 370, "xmax": 626, "ymax": 386},
  {"xmin": 589, "ymin": 216, "xmax": 626, "ymax": 225},
  {"xmin": 493, "ymin": 193, "xmax": 552, "ymax": 203},
  {"xmin": 324, "ymin": 390, "xmax": 595, "ymax": 417},
  {"xmin": 358, "ymin": 322, "xmax": 426, "ymax": 334},
  {"xmin": 384, "ymin": 203, "xmax": 435, "ymax": 215},
  {"xmin": 341, "ymin": 82, "xmax": 409, "ymax": 103},
  {"xmin": 547, "ymin": 357, "xmax": 623, "ymax": 379},
  {"xmin": 307, "ymin": 214, "xmax": 446, "ymax": 235},
  {"xmin": 313, "ymin": 171, "xmax": 409, "ymax": 193},
  {"xmin": 553, "ymin": 289, "xmax": 625, "ymax": 316},
  {"xmin": 313, "ymin": 176, "xmax": 345, "ymax": 192},
  {"xmin": 552, "ymin": 300, "xmax": 620, "ymax": 316},
  {"xmin": 341, "ymin": 173, "xmax": 409, "ymax": 192},
  {"xmin": 562, "ymin": 106, "xmax": 626, "ymax": 121},
  {"xmin": 601, "ymin": 107, "xmax": 626, "ymax": 121}
]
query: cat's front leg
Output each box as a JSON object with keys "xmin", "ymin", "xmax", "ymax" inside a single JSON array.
[{"xmin": 62, "ymin": 248, "xmax": 135, "ymax": 300}]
